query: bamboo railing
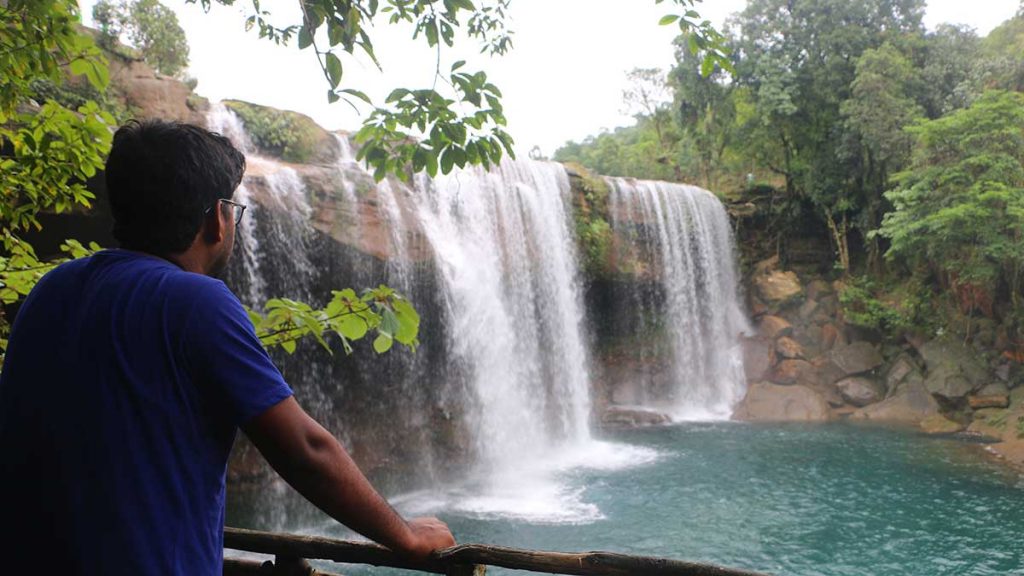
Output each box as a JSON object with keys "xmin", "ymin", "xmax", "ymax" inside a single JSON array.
[{"xmin": 223, "ymin": 527, "xmax": 771, "ymax": 576}]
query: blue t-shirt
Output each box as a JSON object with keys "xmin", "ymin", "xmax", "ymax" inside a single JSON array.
[{"xmin": 0, "ymin": 250, "xmax": 293, "ymax": 575}]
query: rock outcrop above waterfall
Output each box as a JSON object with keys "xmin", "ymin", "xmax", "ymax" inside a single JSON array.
[{"xmin": 105, "ymin": 51, "xmax": 207, "ymax": 124}]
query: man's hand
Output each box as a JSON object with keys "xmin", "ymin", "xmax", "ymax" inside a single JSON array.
[
  {"xmin": 400, "ymin": 516, "xmax": 456, "ymax": 562},
  {"xmin": 243, "ymin": 398, "xmax": 456, "ymax": 562}
]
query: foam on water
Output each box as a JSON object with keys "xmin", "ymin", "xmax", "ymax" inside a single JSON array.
[{"xmin": 393, "ymin": 439, "xmax": 661, "ymax": 525}]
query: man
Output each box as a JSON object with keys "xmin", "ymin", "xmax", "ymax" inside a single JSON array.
[{"xmin": 0, "ymin": 120, "xmax": 454, "ymax": 575}]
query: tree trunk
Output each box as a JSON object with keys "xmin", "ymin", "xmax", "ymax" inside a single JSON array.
[{"xmin": 825, "ymin": 210, "xmax": 850, "ymax": 275}]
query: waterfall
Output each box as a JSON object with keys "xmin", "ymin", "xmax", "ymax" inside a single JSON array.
[
  {"xmin": 205, "ymin": 101, "xmax": 745, "ymax": 525},
  {"xmin": 606, "ymin": 178, "xmax": 749, "ymax": 420},
  {"xmin": 414, "ymin": 162, "xmax": 592, "ymax": 472}
]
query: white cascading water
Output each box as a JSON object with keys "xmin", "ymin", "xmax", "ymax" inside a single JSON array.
[
  {"xmin": 404, "ymin": 162, "xmax": 655, "ymax": 523},
  {"xmin": 206, "ymin": 102, "xmax": 750, "ymax": 524},
  {"xmin": 414, "ymin": 162, "xmax": 593, "ymax": 465},
  {"xmin": 207, "ymin": 103, "xmax": 317, "ymax": 305},
  {"xmin": 207, "ymin": 103, "xmax": 265, "ymax": 304},
  {"xmin": 607, "ymin": 178, "xmax": 749, "ymax": 420}
]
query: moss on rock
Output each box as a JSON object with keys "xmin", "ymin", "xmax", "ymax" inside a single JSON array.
[
  {"xmin": 224, "ymin": 100, "xmax": 335, "ymax": 164},
  {"xmin": 564, "ymin": 162, "xmax": 613, "ymax": 278}
]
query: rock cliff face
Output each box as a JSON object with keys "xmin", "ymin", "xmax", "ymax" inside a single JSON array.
[{"xmin": 729, "ymin": 196, "xmax": 1024, "ymax": 469}]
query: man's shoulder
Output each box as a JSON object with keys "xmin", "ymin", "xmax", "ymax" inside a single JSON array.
[
  {"xmin": 47, "ymin": 250, "xmax": 242, "ymax": 312},
  {"xmin": 92, "ymin": 250, "xmax": 233, "ymax": 295}
]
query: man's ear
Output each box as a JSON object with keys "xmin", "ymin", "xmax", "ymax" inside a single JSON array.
[{"xmin": 201, "ymin": 201, "xmax": 226, "ymax": 244}]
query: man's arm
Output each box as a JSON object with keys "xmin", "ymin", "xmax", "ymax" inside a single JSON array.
[{"xmin": 241, "ymin": 397, "xmax": 455, "ymax": 561}]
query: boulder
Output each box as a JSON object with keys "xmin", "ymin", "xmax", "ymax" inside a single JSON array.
[
  {"xmin": 885, "ymin": 355, "xmax": 919, "ymax": 396},
  {"xmin": 995, "ymin": 363, "xmax": 1011, "ymax": 383},
  {"xmin": 806, "ymin": 279, "xmax": 834, "ymax": 300},
  {"xmin": 775, "ymin": 336, "xmax": 804, "ymax": 360},
  {"xmin": 820, "ymin": 324, "xmax": 841, "ymax": 351},
  {"xmin": 850, "ymin": 377, "xmax": 940, "ymax": 424},
  {"xmin": 811, "ymin": 309, "xmax": 833, "ymax": 326},
  {"xmin": 1012, "ymin": 386, "xmax": 1024, "ymax": 407},
  {"xmin": 798, "ymin": 299, "xmax": 819, "ymax": 321},
  {"xmin": 829, "ymin": 342, "xmax": 884, "ymax": 376},
  {"xmin": 749, "ymin": 296, "xmax": 768, "ymax": 318},
  {"xmin": 969, "ymin": 395, "xmax": 1010, "ymax": 410},
  {"xmin": 758, "ymin": 315, "xmax": 793, "ymax": 340},
  {"xmin": 920, "ymin": 414, "xmax": 965, "ymax": 435},
  {"xmin": 769, "ymin": 359, "xmax": 814, "ymax": 385},
  {"xmin": 836, "ymin": 376, "xmax": 883, "ymax": 407},
  {"xmin": 967, "ymin": 395, "xmax": 1024, "ymax": 444},
  {"xmin": 811, "ymin": 356, "xmax": 846, "ymax": 387},
  {"xmin": 968, "ymin": 408, "xmax": 1010, "ymax": 441},
  {"xmin": 817, "ymin": 385, "xmax": 846, "ymax": 408},
  {"xmin": 792, "ymin": 326, "xmax": 822, "ymax": 358},
  {"xmin": 968, "ymin": 383, "xmax": 1010, "ymax": 409},
  {"xmin": 819, "ymin": 294, "xmax": 840, "ymax": 317},
  {"xmin": 754, "ymin": 270, "xmax": 803, "ymax": 304},
  {"xmin": 928, "ymin": 375, "xmax": 974, "ymax": 402},
  {"xmin": 734, "ymin": 383, "xmax": 831, "ymax": 422},
  {"xmin": 918, "ymin": 338, "xmax": 989, "ymax": 400},
  {"xmin": 742, "ymin": 338, "xmax": 771, "ymax": 383},
  {"xmin": 753, "ymin": 255, "xmax": 780, "ymax": 276},
  {"xmin": 600, "ymin": 406, "xmax": 672, "ymax": 428}
]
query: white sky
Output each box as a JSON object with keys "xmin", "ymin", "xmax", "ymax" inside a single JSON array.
[{"xmin": 79, "ymin": 0, "xmax": 1020, "ymax": 156}]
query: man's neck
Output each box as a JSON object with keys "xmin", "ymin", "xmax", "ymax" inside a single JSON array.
[{"xmin": 125, "ymin": 249, "xmax": 206, "ymax": 275}]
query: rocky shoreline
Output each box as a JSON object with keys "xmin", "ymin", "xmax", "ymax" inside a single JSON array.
[
  {"xmin": 736, "ymin": 255, "xmax": 1024, "ymax": 470},
  {"xmin": 594, "ymin": 252, "xmax": 1024, "ymax": 473}
]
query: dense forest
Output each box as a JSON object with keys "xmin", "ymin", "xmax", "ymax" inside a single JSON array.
[{"xmin": 555, "ymin": 0, "xmax": 1024, "ymax": 347}]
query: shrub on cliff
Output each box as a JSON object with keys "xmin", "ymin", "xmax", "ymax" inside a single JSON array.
[{"xmin": 223, "ymin": 100, "xmax": 326, "ymax": 164}]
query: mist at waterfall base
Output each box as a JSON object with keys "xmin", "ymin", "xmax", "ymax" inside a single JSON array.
[{"xmin": 208, "ymin": 105, "xmax": 1024, "ymax": 574}]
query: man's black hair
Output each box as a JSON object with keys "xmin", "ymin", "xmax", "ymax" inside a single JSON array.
[{"xmin": 105, "ymin": 119, "xmax": 246, "ymax": 255}]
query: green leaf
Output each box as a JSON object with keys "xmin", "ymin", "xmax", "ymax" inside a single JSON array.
[
  {"xmin": 298, "ymin": 27, "xmax": 313, "ymax": 49},
  {"xmin": 440, "ymin": 147, "xmax": 456, "ymax": 173},
  {"xmin": 326, "ymin": 53, "xmax": 343, "ymax": 88},
  {"xmin": 336, "ymin": 314, "xmax": 369, "ymax": 341},
  {"xmin": 659, "ymin": 14, "xmax": 680, "ymax": 25},
  {"xmin": 392, "ymin": 299, "xmax": 420, "ymax": 344},
  {"xmin": 68, "ymin": 59, "xmax": 91, "ymax": 79},
  {"xmin": 373, "ymin": 333, "xmax": 393, "ymax": 354},
  {"xmin": 700, "ymin": 56, "xmax": 714, "ymax": 78},
  {"xmin": 340, "ymin": 89, "xmax": 372, "ymax": 104}
]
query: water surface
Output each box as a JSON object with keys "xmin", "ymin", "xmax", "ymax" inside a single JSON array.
[{"xmin": 228, "ymin": 423, "xmax": 1024, "ymax": 575}]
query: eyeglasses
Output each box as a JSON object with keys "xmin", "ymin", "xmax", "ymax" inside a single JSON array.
[{"xmin": 205, "ymin": 198, "xmax": 247, "ymax": 226}]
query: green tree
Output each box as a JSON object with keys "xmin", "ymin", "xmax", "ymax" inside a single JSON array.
[
  {"xmin": 839, "ymin": 43, "xmax": 923, "ymax": 270},
  {"xmin": 671, "ymin": 45, "xmax": 736, "ymax": 190},
  {"xmin": 93, "ymin": 0, "xmax": 190, "ymax": 78},
  {"xmin": 731, "ymin": 0, "xmax": 926, "ymax": 270},
  {"xmin": 912, "ymin": 24, "xmax": 981, "ymax": 118},
  {"xmin": 877, "ymin": 91, "xmax": 1024, "ymax": 312},
  {"xmin": 622, "ymin": 67, "xmax": 683, "ymax": 180},
  {"xmin": 0, "ymin": 0, "xmax": 113, "ymax": 351},
  {"xmin": 980, "ymin": 11, "xmax": 1024, "ymax": 93}
]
